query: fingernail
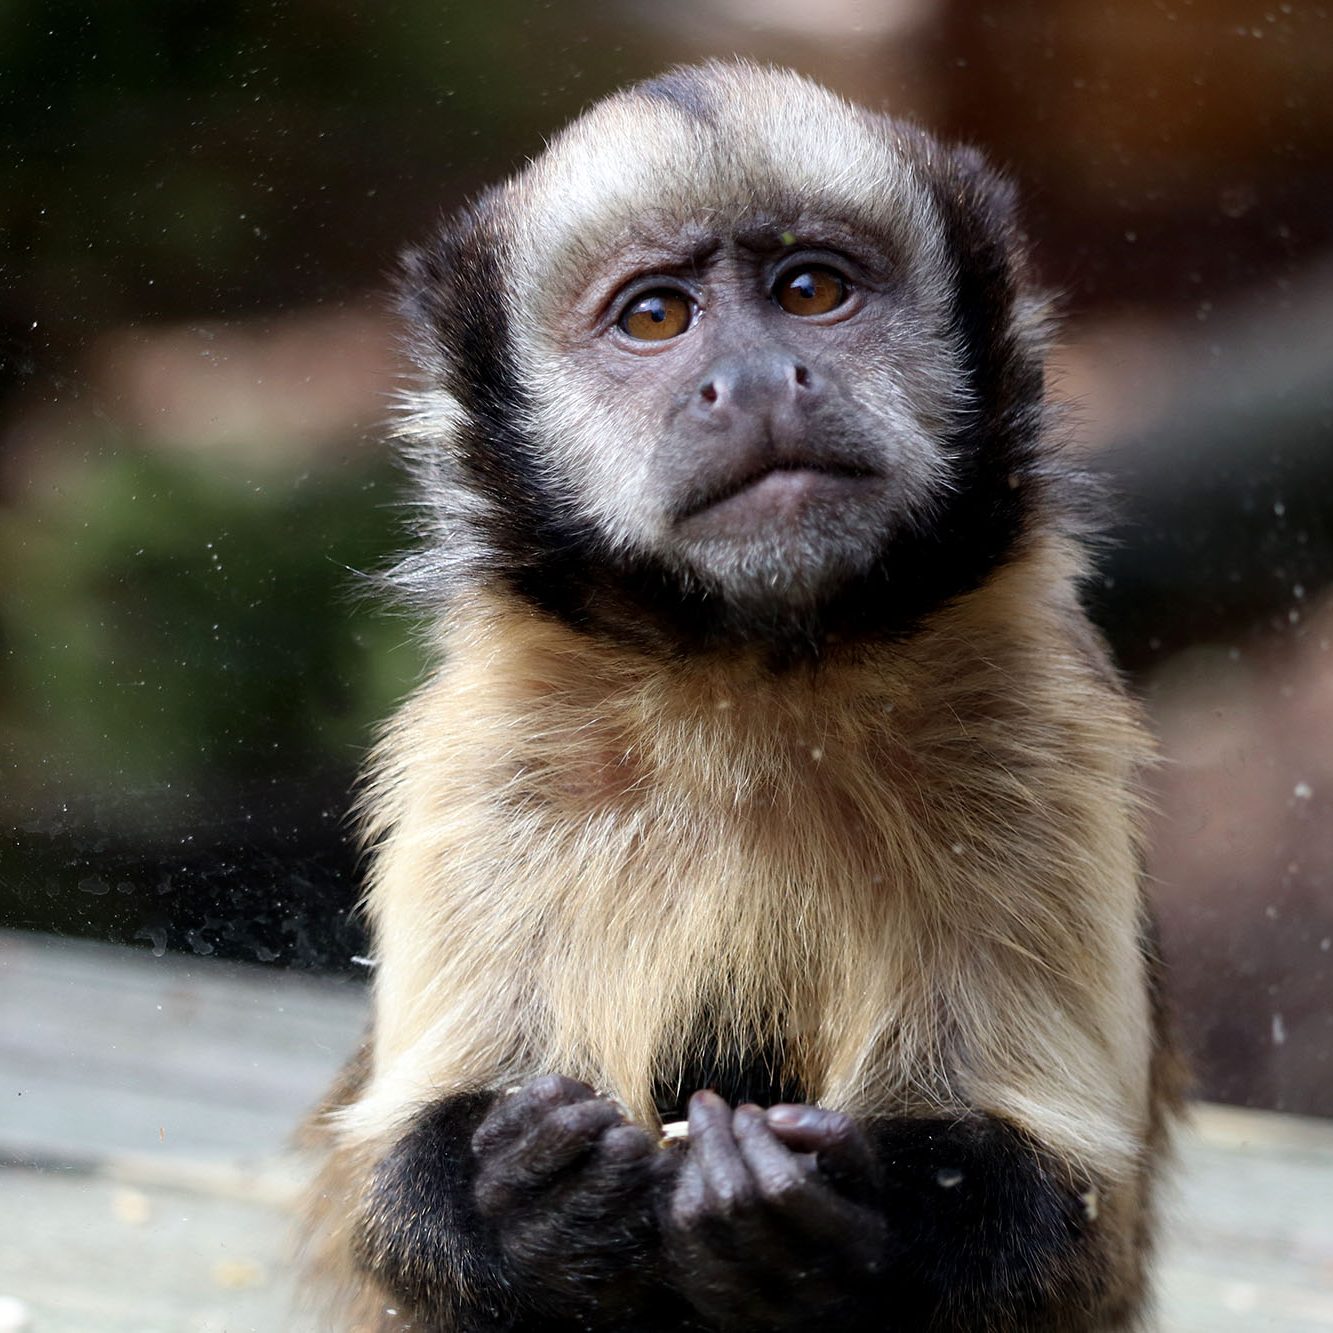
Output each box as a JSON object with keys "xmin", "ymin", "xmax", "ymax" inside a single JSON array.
[{"xmin": 766, "ymin": 1105, "xmax": 816, "ymax": 1129}]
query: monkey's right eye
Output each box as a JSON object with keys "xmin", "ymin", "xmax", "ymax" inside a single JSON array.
[{"xmin": 618, "ymin": 290, "xmax": 694, "ymax": 341}]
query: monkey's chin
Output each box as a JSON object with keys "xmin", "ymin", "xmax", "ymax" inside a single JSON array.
[
  {"xmin": 672, "ymin": 470, "xmax": 886, "ymax": 614},
  {"xmin": 675, "ymin": 530, "xmax": 878, "ymax": 620}
]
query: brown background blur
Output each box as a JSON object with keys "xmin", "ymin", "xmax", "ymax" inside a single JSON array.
[{"xmin": 2, "ymin": 0, "xmax": 1331, "ymax": 1116}]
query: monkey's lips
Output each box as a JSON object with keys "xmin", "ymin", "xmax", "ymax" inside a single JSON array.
[{"xmin": 675, "ymin": 462, "xmax": 879, "ymax": 534}]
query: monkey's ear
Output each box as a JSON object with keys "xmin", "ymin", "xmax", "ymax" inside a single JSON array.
[
  {"xmin": 394, "ymin": 193, "xmax": 516, "ymax": 416},
  {"xmin": 948, "ymin": 143, "xmax": 1022, "ymax": 237}
]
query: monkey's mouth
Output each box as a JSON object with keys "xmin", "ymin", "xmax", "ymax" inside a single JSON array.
[{"xmin": 676, "ymin": 461, "xmax": 878, "ymax": 524}]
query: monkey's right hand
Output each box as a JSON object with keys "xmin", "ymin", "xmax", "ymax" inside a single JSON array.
[{"xmin": 470, "ymin": 1075, "xmax": 670, "ymax": 1310}]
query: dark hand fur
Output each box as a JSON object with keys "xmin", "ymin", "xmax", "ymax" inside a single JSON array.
[{"xmin": 348, "ymin": 1079, "xmax": 1141, "ymax": 1332}]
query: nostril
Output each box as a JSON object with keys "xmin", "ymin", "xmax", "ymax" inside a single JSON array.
[
  {"xmin": 793, "ymin": 364, "xmax": 810, "ymax": 389},
  {"xmin": 699, "ymin": 381, "xmax": 719, "ymax": 405}
]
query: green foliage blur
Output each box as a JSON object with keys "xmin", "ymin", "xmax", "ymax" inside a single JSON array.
[
  {"xmin": 0, "ymin": 442, "xmax": 415, "ymax": 827},
  {"xmin": 0, "ymin": 437, "xmax": 422, "ymax": 963}
]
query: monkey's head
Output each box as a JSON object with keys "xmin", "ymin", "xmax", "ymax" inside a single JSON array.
[{"xmin": 397, "ymin": 62, "xmax": 1070, "ymax": 659}]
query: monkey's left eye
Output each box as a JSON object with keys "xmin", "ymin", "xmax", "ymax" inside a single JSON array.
[
  {"xmin": 618, "ymin": 290, "xmax": 694, "ymax": 341},
  {"xmin": 774, "ymin": 265, "xmax": 848, "ymax": 316}
]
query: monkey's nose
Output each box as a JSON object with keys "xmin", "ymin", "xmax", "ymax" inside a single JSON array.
[{"xmin": 691, "ymin": 352, "xmax": 814, "ymax": 419}]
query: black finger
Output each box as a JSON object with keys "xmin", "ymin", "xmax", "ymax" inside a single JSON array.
[
  {"xmin": 667, "ymin": 1145, "xmax": 709, "ymax": 1231},
  {"xmin": 471, "ymin": 1076, "xmax": 596, "ymax": 1155},
  {"xmin": 688, "ymin": 1091, "xmax": 754, "ymax": 1213},
  {"xmin": 475, "ymin": 1098, "xmax": 623, "ymax": 1214},
  {"xmin": 505, "ymin": 1097, "xmax": 623, "ymax": 1179},
  {"xmin": 736, "ymin": 1106, "xmax": 876, "ymax": 1252},
  {"xmin": 733, "ymin": 1104, "xmax": 812, "ymax": 1203},
  {"xmin": 597, "ymin": 1122, "xmax": 655, "ymax": 1164},
  {"xmin": 765, "ymin": 1105, "xmax": 876, "ymax": 1190}
]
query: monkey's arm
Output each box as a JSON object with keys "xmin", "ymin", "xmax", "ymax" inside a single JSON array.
[
  {"xmin": 355, "ymin": 1077, "xmax": 690, "ymax": 1332},
  {"xmin": 865, "ymin": 1112, "xmax": 1121, "ymax": 1331},
  {"xmin": 663, "ymin": 1093, "xmax": 1127, "ymax": 1333}
]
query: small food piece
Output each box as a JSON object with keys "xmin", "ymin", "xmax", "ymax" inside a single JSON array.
[{"xmin": 659, "ymin": 1120, "xmax": 690, "ymax": 1147}]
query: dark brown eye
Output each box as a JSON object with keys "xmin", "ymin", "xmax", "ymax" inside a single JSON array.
[
  {"xmin": 619, "ymin": 290, "xmax": 693, "ymax": 341},
  {"xmin": 774, "ymin": 266, "xmax": 847, "ymax": 316}
]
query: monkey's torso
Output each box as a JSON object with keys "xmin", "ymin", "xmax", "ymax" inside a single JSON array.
[{"xmin": 305, "ymin": 539, "xmax": 1179, "ymax": 1332}]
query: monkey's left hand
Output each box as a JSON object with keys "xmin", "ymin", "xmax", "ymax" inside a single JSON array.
[{"xmin": 662, "ymin": 1090, "xmax": 887, "ymax": 1328}]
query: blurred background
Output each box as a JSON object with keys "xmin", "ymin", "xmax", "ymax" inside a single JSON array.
[{"xmin": 2, "ymin": 0, "xmax": 1331, "ymax": 1129}]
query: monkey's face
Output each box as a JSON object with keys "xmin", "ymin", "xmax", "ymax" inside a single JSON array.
[
  {"xmin": 524, "ymin": 220, "xmax": 963, "ymax": 616},
  {"xmin": 401, "ymin": 63, "xmax": 1052, "ymax": 654}
]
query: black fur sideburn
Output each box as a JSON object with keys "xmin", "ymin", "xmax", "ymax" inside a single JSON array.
[{"xmin": 396, "ymin": 150, "xmax": 1060, "ymax": 666}]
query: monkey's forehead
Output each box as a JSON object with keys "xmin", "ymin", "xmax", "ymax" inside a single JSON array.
[{"xmin": 503, "ymin": 63, "xmax": 946, "ymax": 300}]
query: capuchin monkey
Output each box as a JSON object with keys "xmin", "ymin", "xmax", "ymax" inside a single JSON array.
[{"xmin": 302, "ymin": 61, "xmax": 1183, "ymax": 1332}]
